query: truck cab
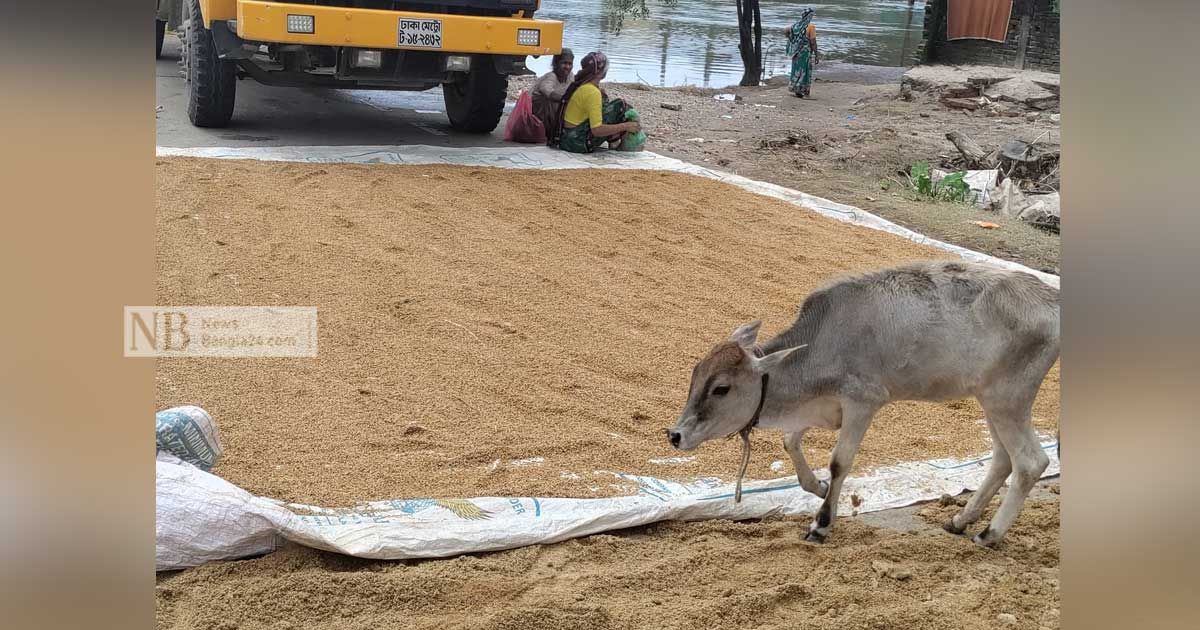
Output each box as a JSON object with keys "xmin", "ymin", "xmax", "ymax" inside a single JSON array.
[{"xmin": 176, "ymin": 0, "xmax": 563, "ymax": 131}]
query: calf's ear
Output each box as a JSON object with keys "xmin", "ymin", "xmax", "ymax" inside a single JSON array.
[
  {"xmin": 753, "ymin": 345, "xmax": 807, "ymax": 372},
  {"xmin": 729, "ymin": 320, "xmax": 762, "ymax": 349}
]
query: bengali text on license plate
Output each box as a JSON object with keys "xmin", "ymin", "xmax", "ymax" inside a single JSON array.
[{"xmin": 398, "ymin": 18, "xmax": 442, "ymax": 49}]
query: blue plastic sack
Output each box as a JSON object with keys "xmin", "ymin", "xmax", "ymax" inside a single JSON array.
[{"xmin": 156, "ymin": 406, "xmax": 224, "ymax": 471}]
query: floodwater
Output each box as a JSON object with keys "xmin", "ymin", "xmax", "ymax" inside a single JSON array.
[{"xmin": 525, "ymin": 0, "xmax": 924, "ymax": 87}]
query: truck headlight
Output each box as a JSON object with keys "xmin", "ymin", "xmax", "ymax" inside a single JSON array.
[
  {"xmin": 286, "ymin": 14, "xmax": 315, "ymax": 34},
  {"xmin": 517, "ymin": 29, "xmax": 540, "ymax": 47},
  {"xmin": 445, "ymin": 55, "xmax": 471, "ymax": 72}
]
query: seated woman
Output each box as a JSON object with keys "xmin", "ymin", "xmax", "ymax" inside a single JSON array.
[
  {"xmin": 532, "ymin": 48, "xmax": 574, "ymax": 135},
  {"xmin": 552, "ymin": 52, "xmax": 640, "ymax": 153}
]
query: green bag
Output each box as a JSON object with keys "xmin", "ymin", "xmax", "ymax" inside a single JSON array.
[{"xmin": 619, "ymin": 107, "xmax": 647, "ymax": 152}]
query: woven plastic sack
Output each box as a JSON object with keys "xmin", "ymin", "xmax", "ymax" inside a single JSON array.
[
  {"xmin": 156, "ymin": 451, "xmax": 281, "ymax": 570},
  {"xmin": 156, "ymin": 405, "xmax": 223, "ymax": 471},
  {"xmin": 503, "ymin": 90, "xmax": 546, "ymax": 144},
  {"xmin": 155, "ymin": 438, "xmax": 1059, "ymax": 570}
]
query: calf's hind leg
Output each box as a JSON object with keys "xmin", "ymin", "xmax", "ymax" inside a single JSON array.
[
  {"xmin": 783, "ymin": 429, "xmax": 828, "ymax": 498},
  {"xmin": 971, "ymin": 390, "xmax": 1050, "ymax": 547},
  {"xmin": 944, "ymin": 420, "xmax": 1011, "ymax": 535}
]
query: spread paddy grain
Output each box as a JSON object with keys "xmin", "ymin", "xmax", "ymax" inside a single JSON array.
[{"xmin": 156, "ymin": 157, "xmax": 1058, "ymax": 506}]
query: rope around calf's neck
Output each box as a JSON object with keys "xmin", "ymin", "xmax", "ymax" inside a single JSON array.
[{"xmin": 733, "ymin": 372, "xmax": 770, "ymax": 503}]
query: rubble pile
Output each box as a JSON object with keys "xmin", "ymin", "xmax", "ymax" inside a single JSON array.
[{"xmin": 902, "ymin": 65, "xmax": 1060, "ymax": 119}]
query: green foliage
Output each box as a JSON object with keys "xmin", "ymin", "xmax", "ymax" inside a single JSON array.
[
  {"xmin": 604, "ymin": 0, "xmax": 679, "ymax": 34},
  {"xmin": 910, "ymin": 161, "xmax": 975, "ymax": 204}
]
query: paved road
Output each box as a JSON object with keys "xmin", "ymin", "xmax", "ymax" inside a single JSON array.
[
  {"xmin": 156, "ymin": 33, "xmax": 902, "ymax": 150},
  {"xmin": 156, "ymin": 34, "xmax": 512, "ymax": 148}
]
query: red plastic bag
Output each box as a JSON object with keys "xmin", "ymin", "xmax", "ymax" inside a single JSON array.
[{"xmin": 503, "ymin": 90, "xmax": 546, "ymax": 144}]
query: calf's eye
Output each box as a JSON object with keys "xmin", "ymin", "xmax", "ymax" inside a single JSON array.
[{"xmin": 711, "ymin": 385, "xmax": 731, "ymax": 397}]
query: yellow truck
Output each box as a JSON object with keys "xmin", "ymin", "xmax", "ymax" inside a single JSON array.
[{"xmin": 172, "ymin": 0, "xmax": 562, "ymax": 131}]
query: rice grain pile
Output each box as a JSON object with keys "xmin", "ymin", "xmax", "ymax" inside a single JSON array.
[{"xmin": 156, "ymin": 157, "xmax": 1059, "ymax": 506}]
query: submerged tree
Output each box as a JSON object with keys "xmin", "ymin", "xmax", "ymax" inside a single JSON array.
[
  {"xmin": 604, "ymin": 0, "xmax": 764, "ymax": 86},
  {"xmin": 734, "ymin": 0, "xmax": 763, "ymax": 86}
]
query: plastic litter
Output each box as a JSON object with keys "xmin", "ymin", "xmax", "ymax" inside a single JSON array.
[
  {"xmin": 962, "ymin": 169, "xmax": 999, "ymax": 207},
  {"xmin": 932, "ymin": 168, "xmax": 999, "ymax": 208}
]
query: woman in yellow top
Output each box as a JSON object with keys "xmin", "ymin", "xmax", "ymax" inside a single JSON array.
[
  {"xmin": 553, "ymin": 52, "xmax": 641, "ymax": 153},
  {"xmin": 786, "ymin": 8, "xmax": 820, "ymax": 98}
]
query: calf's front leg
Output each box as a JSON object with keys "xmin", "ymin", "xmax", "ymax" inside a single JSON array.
[
  {"xmin": 805, "ymin": 401, "xmax": 877, "ymax": 544},
  {"xmin": 783, "ymin": 429, "xmax": 828, "ymax": 498}
]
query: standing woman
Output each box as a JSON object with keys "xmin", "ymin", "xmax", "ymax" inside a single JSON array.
[
  {"xmin": 553, "ymin": 52, "xmax": 640, "ymax": 153},
  {"xmin": 786, "ymin": 8, "xmax": 820, "ymax": 98}
]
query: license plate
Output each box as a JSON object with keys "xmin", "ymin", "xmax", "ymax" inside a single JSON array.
[{"xmin": 398, "ymin": 18, "xmax": 442, "ymax": 49}]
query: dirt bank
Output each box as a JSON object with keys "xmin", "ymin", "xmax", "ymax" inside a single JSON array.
[
  {"xmin": 156, "ymin": 158, "xmax": 1058, "ymax": 507},
  {"xmin": 508, "ymin": 71, "xmax": 1061, "ymax": 274},
  {"xmin": 157, "ymin": 489, "xmax": 1060, "ymax": 630}
]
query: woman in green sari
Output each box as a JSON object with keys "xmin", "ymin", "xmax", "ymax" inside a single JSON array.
[
  {"xmin": 552, "ymin": 52, "xmax": 641, "ymax": 153},
  {"xmin": 786, "ymin": 8, "xmax": 820, "ymax": 98}
]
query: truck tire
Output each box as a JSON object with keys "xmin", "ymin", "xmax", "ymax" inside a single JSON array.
[
  {"xmin": 443, "ymin": 59, "xmax": 508, "ymax": 133},
  {"xmin": 184, "ymin": 0, "xmax": 236, "ymax": 128},
  {"xmin": 156, "ymin": 20, "xmax": 167, "ymax": 59}
]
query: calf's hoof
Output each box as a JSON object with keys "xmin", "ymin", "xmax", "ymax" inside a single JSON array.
[
  {"xmin": 942, "ymin": 518, "xmax": 967, "ymax": 535},
  {"xmin": 804, "ymin": 529, "xmax": 827, "ymax": 544},
  {"xmin": 971, "ymin": 526, "xmax": 1001, "ymax": 549}
]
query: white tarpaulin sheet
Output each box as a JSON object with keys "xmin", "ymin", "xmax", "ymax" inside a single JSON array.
[
  {"xmin": 157, "ymin": 441, "xmax": 1059, "ymax": 570},
  {"xmin": 155, "ymin": 145, "xmax": 1058, "ymax": 289}
]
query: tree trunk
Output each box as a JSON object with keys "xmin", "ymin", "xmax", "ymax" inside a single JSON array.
[
  {"xmin": 945, "ymin": 130, "xmax": 997, "ymax": 168},
  {"xmin": 736, "ymin": 0, "xmax": 763, "ymax": 86},
  {"xmin": 751, "ymin": 0, "xmax": 762, "ymax": 84},
  {"xmin": 736, "ymin": 0, "xmax": 749, "ymax": 83}
]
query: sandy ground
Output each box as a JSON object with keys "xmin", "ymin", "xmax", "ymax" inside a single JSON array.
[
  {"xmin": 156, "ymin": 485, "xmax": 1060, "ymax": 630},
  {"xmin": 508, "ymin": 72, "xmax": 1061, "ymax": 274},
  {"xmin": 156, "ymin": 158, "xmax": 1059, "ymax": 507}
]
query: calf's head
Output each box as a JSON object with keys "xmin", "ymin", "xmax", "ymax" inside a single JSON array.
[{"xmin": 668, "ymin": 321, "xmax": 803, "ymax": 451}]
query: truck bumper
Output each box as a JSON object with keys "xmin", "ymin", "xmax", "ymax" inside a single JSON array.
[{"xmin": 233, "ymin": 0, "xmax": 562, "ymax": 57}]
